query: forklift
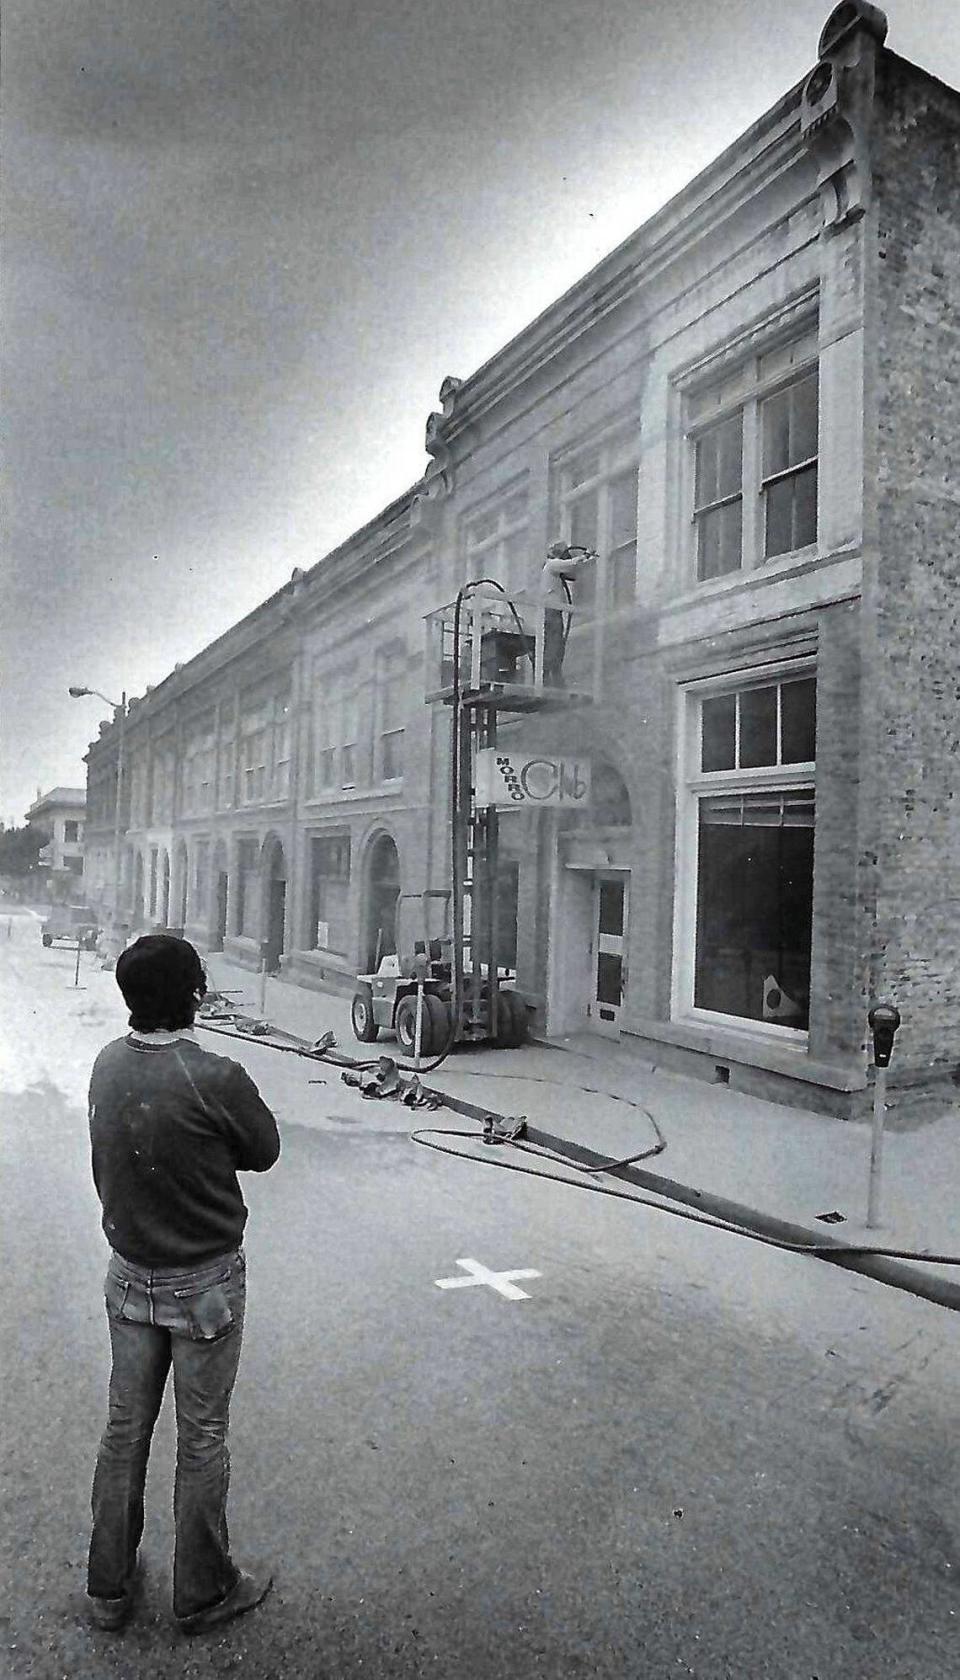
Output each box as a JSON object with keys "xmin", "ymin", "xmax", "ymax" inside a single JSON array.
[{"xmin": 350, "ymin": 553, "xmax": 597, "ymax": 1060}]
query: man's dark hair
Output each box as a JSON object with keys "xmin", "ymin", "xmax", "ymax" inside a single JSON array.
[{"xmin": 115, "ymin": 934, "xmax": 207, "ymax": 1031}]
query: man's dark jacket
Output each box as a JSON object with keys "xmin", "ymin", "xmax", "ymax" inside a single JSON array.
[{"xmin": 89, "ymin": 1034, "xmax": 281, "ymax": 1266}]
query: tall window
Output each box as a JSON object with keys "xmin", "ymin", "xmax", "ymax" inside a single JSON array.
[
  {"xmin": 340, "ymin": 695, "xmax": 358, "ymax": 789},
  {"xmin": 677, "ymin": 669, "xmax": 816, "ymax": 1035},
  {"xmin": 378, "ymin": 665, "xmax": 404, "ymax": 783},
  {"xmin": 308, "ymin": 835, "xmax": 351, "ymax": 953},
  {"xmin": 688, "ymin": 328, "xmax": 819, "ymax": 582},
  {"xmin": 556, "ymin": 431, "xmax": 639, "ymax": 613},
  {"xmin": 217, "ymin": 702, "xmax": 236, "ymax": 810},
  {"xmin": 272, "ymin": 693, "xmax": 292, "ymax": 800},
  {"xmin": 240, "ymin": 695, "xmax": 270, "ymax": 804},
  {"xmin": 182, "ymin": 714, "xmax": 216, "ymax": 817},
  {"xmin": 234, "ymin": 838, "xmax": 259, "ymax": 938},
  {"xmin": 463, "ymin": 487, "xmax": 529, "ymax": 592},
  {"xmin": 64, "ymin": 820, "xmax": 80, "ymax": 843},
  {"xmin": 193, "ymin": 840, "xmax": 209, "ymax": 916}
]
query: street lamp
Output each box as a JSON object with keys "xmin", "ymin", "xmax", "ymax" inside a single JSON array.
[{"xmin": 69, "ymin": 685, "xmax": 127, "ymax": 931}]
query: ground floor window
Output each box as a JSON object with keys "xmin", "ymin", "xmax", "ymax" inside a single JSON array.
[
  {"xmin": 193, "ymin": 841, "xmax": 209, "ymax": 916},
  {"xmin": 309, "ymin": 835, "xmax": 350, "ymax": 954},
  {"xmin": 470, "ymin": 859, "xmax": 519, "ymax": 970},
  {"xmin": 694, "ymin": 790, "xmax": 814, "ymax": 1029},
  {"xmin": 677, "ymin": 664, "xmax": 816, "ymax": 1037},
  {"xmin": 234, "ymin": 839, "xmax": 259, "ymax": 937}
]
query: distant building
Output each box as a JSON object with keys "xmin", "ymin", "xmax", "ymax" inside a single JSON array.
[
  {"xmin": 25, "ymin": 787, "xmax": 86, "ymax": 896},
  {"xmin": 83, "ymin": 4, "xmax": 960, "ymax": 1119}
]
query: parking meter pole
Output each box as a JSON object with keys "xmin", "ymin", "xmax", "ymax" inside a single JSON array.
[
  {"xmin": 258, "ymin": 942, "xmax": 269, "ymax": 1017},
  {"xmin": 866, "ymin": 1001, "xmax": 901, "ymax": 1230},
  {"xmin": 414, "ymin": 980, "xmax": 425, "ymax": 1071},
  {"xmin": 867, "ymin": 1063, "xmax": 887, "ymax": 1229},
  {"xmin": 74, "ymin": 937, "xmax": 82, "ymax": 988}
]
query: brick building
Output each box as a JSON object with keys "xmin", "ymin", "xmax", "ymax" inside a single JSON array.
[{"xmin": 83, "ymin": 2, "xmax": 960, "ymax": 1118}]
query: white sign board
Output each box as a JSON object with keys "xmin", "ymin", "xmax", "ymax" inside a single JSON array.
[{"xmin": 475, "ymin": 749, "xmax": 591, "ymax": 809}]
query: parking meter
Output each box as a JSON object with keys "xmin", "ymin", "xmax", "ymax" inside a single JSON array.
[{"xmin": 868, "ymin": 1001, "xmax": 901, "ymax": 1067}]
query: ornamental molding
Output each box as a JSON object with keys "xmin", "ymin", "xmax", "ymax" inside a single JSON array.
[{"xmin": 800, "ymin": 2, "xmax": 888, "ymax": 231}]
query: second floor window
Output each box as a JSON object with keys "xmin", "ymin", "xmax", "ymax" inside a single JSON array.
[
  {"xmin": 463, "ymin": 487, "xmax": 529, "ymax": 593},
  {"xmin": 378, "ymin": 668, "xmax": 404, "ymax": 782},
  {"xmin": 688, "ymin": 329, "xmax": 819, "ymax": 583},
  {"xmin": 556, "ymin": 432, "xmax": 639, "ymax": 614}
]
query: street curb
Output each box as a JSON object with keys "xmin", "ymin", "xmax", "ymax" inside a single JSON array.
[{"xmin": 519, "ymin": 1122, "xmax": 960, "ymax": 1314}]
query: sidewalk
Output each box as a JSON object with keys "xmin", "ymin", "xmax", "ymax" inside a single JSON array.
[{"xmin": 203, "ymin": 954, "xmax": 960, "ymax": 1284}]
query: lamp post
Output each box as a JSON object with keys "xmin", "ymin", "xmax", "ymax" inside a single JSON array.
[{"xmin": 69, "ymin": 685, "xmax": 127, "ymax": 931}]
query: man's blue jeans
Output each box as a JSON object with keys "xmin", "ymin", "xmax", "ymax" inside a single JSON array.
[{"xmin": 87, "ymin": 1247, "xmax": 247, "ymax": 1620}]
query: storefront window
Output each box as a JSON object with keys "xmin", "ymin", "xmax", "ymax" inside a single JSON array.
[
  {"xmin": 677, "ymin": 669, "xmax": 816, "ymax": 1036},
  {"xmin": 309, "ymin": 835, "xmax": 351, "ymax": 954}
]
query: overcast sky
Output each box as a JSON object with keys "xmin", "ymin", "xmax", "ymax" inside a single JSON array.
[{"xmin": 2, "ymin": 0, "xmax": 958, "ymax": 826}]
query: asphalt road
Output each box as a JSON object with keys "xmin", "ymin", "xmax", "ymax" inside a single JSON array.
[{"xmin": 1, "ymin": 910, "xmax": 959, "ymax": 1678}]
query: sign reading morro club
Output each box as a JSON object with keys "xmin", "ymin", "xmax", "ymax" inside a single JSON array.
[{"xmin": 475, "ymin": 750, "xmax": 591, "ymax": 809}]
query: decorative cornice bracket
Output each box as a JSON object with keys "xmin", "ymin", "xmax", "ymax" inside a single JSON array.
[{"xmin": 800, "ymin": 2, "xmax": 888, "ymax": 231}]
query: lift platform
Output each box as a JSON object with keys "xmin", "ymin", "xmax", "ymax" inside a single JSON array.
[{"xmin": 424, "ymin": 582, "xmax": 600, "ymax": 712}]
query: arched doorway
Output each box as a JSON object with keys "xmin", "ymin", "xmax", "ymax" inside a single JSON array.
[
  {"xmin": 262, "ymin": 837, "xmax": 287, "ymax": 973},
  {"xmin": 211, "ymin": 841, "xmax": 229, "ymax": 951},
  {"xmin": 363, "ymin": 833, "xmax": 401, "ymax": 971}
]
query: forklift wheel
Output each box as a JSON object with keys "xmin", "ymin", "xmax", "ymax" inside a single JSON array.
[
  {"xmin": 41, "ymin": 934, "xmax": 53, "ymax": 948},
  {"xmin": 395, "ymin": 992, "xmax": 448, "ymax": 1058},
  {"xmin": 351, "ymin": 989, "xmax": 380, "ymax": 1043},
  {"xmin": 495, "ymin": 990, "xmax": 529, "ymax": 1048}
]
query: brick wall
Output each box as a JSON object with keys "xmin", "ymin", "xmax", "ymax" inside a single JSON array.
[{"xmin": 868, "ymin": 55, "xmax": 960, "ymax": 1088}]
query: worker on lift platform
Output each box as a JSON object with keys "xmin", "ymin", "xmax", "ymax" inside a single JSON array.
[{"xmin": 540, "ymin": 542, "xmax": 593, "ymax": 685}]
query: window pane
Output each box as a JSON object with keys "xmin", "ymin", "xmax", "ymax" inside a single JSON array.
[
  {"xmin": 791, "ymin": 371, "xmax": 819, "ymax": 462},
  {"xmin": 569, "ymin": 492, "xmax": 599, "ymax": 551},
  {"xmin": 701, "ymin": 694, "xmax": 736, "ymax": 772},
  {"xmin": 695, "ymin": 429, "xmax": 718, "ymax": 508},
  {"xmin": 717, "ymin": 413, "xmax": 743, "ymax": 499},
  {"xmin": 793, "ymin": 463, "xmax": 818, "ymax": 549},
  {"xmin": 781, "ymin": 678, "xmax": 817, "ymax": 763},
  {"xmin": 763, "ymin": 387, "xmax": 792, "ymax": 477},
  {"xmin": 598, "ymin": 879, "xmax": 625, "ymax": 936},
  {"xmin": 609, "ymin": 543, "xmax": 636, "ymax": 606},
  {"xmin": 565, "ymin": 449, "xmax": 601, "ymax": 491},
  {"xmin": 609, "ymin": 471, "xmax": 638, "ymax": 548},
  {"xmin": 739, "ymin": 685, "xmax": 778, "ymax": 768},
  {"xmin": 764, "ymin": 476, "xmax": 794, "ymax": 558},
  {"xmin": 695, "ymin": 794, "xmax": 814, "ymax": 1029},
  {"xmin": 697, "ymin": 499, "xmax": 742, "ymax": 580}
]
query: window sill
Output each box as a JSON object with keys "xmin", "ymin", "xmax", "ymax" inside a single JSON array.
[
  {"xmin": 304, "ymin": 785, "xmax": 403, "ymax": 809},
  {"xmin": 627, "ymin": 1013, "xmax": 866, "ymax": 1092}
]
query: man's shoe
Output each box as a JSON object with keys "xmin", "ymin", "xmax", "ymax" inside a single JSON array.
[
  {"xmin": 177, "ymin": 1568, "xmax": 273, "ymax": 1635},
  {"xmin": 87, "ymin": 1557, "xmax": 143, "ymax": 1631}
]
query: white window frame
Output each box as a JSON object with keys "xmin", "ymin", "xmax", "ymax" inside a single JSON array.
[
  {"xmin": 684, "ymin": 327, "xmax": 819, "ymax": 586},
  {"xmin": 554, "ymin": 427, "xmax": 640, "ymax": 615},
  {"xmin": 462, "ymin": 483, "xmax": 529, "ymax": 593},
  {"xmin": 377, "ymin": 663, "xmax": 405, "ymax": 784},
  {"xmin": 672, "ymin": 658, "xmax": 816, "ymax": 1045}
]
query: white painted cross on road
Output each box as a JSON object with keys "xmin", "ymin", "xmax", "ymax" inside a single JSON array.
[{"xmin": 434, "ymin": 1257, "xmax": 542, "ymax": 1301}]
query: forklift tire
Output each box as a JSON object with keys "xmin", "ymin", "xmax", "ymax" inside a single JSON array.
[
  {"xmin": 495, "ymin": 989, "xmax": 529, "ymax": 1048},
  {"xmin": 395, "ymin": 992, "xmax": 448, "ymax": 1058},
  {"xmin": 422, "ymin": 992, "xmax": 453, "ymax": 1057},
  {"xmin": 351, "ymin": 988, "xmax": 380, "ymax": 1043},
  {"xmin": 41, "ymin": 934, "xmax": 53, "ymax": 948}
]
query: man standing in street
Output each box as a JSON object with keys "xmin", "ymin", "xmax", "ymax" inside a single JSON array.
[{"xmin": 86, "ymin": 934, "xmax": 281, "ymax": 1634}]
